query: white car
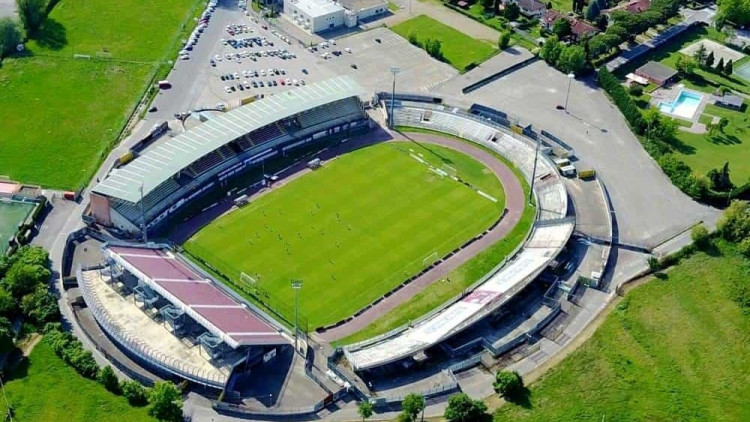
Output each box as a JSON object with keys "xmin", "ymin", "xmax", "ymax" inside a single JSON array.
[
  {"xmin": 224, "ymin": 86, "xmax": 232, "ymax": 93},
  {"xmin": 221, "ymin": 38, "xmax": 227, "ymax": 45},
  {"xmin": 214, "ymin": 54, "xmax": 222, "ymax": 61},
  {"xmin": 260, "ymin": 69, "xmax": 266, "ymax": 76},
  {"xmin": 233, "ymin": 72, "xmax": 240, "ymax": 79},
  {"xmin": 345, "ymin": 47, "xmax": 351, "ymax": 53},
  {"xmin": 243, "ymin": 80, "xmax": 250, "ymax": 89}
]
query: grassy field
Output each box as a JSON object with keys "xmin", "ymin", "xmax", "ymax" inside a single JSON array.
[
  {"xmin": 0, "ymin": 0, "xmax": 202, "ymax": 189},
  {"xmin": 494, "ymin": 242, "xmax": 750, "ymax": 421},
  {"xmin": 674, "ymin": 104, "xmax": 749, "ymax": 182},
  {"xmin": 0, "ymin": 200, "xmax": 36, "ymax": 254},
  {"xmin": 334, "ymin": 127, "xmax": 533, "ymax": 345},
  {"xmin": 185, "ymin": 142, "xmax": 505, "ymax": 329},
  {"xmin": 391, "ymin": 15, "xmax": 497, "ymax": 71},
  {"xmin": 0, "ymin": 340, "xmax": 154, "ymax": 421}
]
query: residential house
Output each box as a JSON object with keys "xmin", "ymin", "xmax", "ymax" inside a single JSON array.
[
  {"xmin": 507, "ymin": 0, "xmax": 547, "ymax": 18},
  {"xmin": 541, "ymin": 9, "xmax": 600, "ymax": 41},
  {"xmin": 603, "ymin": 0, "xmax": 651, "ymax": 16}
]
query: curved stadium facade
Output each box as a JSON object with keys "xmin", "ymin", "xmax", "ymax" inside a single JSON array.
[{"xmin": 89, "ymin": 76, "xmax": 369, "ymax": 233}]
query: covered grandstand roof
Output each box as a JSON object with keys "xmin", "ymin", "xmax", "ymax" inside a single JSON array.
[
  {"xmin": 92, "ymin": 76, "xmax": 365, "ymax": 203},
  {"xmin": 106, "ymin": 245, "xmax": 288, "ymax": 348}
]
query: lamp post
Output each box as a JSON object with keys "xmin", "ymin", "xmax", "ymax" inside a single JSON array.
[
  {"xmin": 291, "ymin": 279, "xmax": 303, "ymax": 354},
  {"xmin": 389, "ymin": 67, "xmax": 400, "ymax": 129},
  {"xmin": 564, "ymin": 72, "xmax": 575, "ymax": 113},
  {"xmin": 529, "ymin": 134, "xmax": 541, "ymax": 205},
  {"xmin": 138, "ymin": 182, "xmax": 148, "ymax": 244}
]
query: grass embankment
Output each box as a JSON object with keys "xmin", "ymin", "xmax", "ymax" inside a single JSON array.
[
  {"xmin": 0, "ymin": 0, "xmax": 204, "ymax": 189},
  {"xmin": 185, "ymin": 142, "xmax": 504, "ymax": 329},
  {"xmin": 494, "ymin": 242, "xmax": 749, "ymax": 421},
  {"xmin": 391, "ymin": 14, "xmax": 497, "ymax": 71},
  {"xmin": 334, "ymin": 128, "xmax": 534, "ymax": 346},
  {"xmin": 0, "ymin": 340, "xmax": 155, "ymax": 421}
]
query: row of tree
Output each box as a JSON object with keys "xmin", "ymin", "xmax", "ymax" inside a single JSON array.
[
  {"xmin": 356, "ymin": 370, "xmax": 525, "ymax": 421},
  {"xmin": 407, "ymin": 32, "xmax": 443, "ymax": 61},
  {"xmin": 44, "ymin": 322, "xmax": 184, "ymax": 421},
  {"xmin": 0, "ymin": 246, "xmax": 59, "ymax": 352},
  {"xmin": 691, "ymin": 43, "xmax": 735, "ymax": 75}
]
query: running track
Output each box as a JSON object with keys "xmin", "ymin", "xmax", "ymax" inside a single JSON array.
[{"xmin": 317, "ymin": 130, "xmax": 526, "ymax": 342}]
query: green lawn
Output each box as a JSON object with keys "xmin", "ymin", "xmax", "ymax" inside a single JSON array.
[
  {"xmin": 391, "ymin": 15, "xmax": 497, "ymax": 71},
  {"xmin": 495, "ymin": 242, "xmax": 750, "ymax": 421},
  {"xmin": 334, "ymin": 128, "xmax": 534, "ymax": 346},
  {"xmin": 675, "ymin": 104, "xmax": 750, "ymax": 183},
  {"xmin": 185, "ymin": 142, "xmax": 505, "ymax": 329},
  {"xmin": 0, "ymin": 340, "xmax": 155, "ymax": 421},
  {"xmin": 0, "ymin": 0, "xmax": 203, "ymax": 189}
]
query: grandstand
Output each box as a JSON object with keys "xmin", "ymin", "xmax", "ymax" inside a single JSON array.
[
  {"xmin": 77, "ymin": 243, "xmax": 291, "ymax": 388},
  {"xmin": 89, "ymin": 77, "xmax": 368, "ymax": 234},
  {"xmin": 343, "ymin": 101, "xmax": 574, "ymax": 371}
]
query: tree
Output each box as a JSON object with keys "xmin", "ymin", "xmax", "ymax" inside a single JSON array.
[
  {"xmin": 716, "ymin": 57, "xmax": 725, "ymax": 73},
  {"xmin": 2, "ymin": 261, "xmax": 50, "ymax": 298},
  {"xmin": 675, "ymin": 55, "xmax": 696, "ymax": 76},
  {"xmin": 0, "ymin": 17, "xmax": 22, "ymax": 58},
  {"xmin": 718, "ymin": 117, "xmax": 729, "ymax": 133},
  {"xmin": 718, "ymin": 0, "xmax": 750, "ymax": 27},
  {"xmin": 16, "ymin": 0, "xmax": 46, "ymax": 35},
  {"xmin": 407, "ymin": 31, "xmax": 418, "ymax": 46},
  {"xmin": 586, "ymin": 1, "xmax": 601, "ymax": 21},
  {"xmin": 400, "ymin": 393, "xmax": 425, "ymax": 422},
  {"xmin": 595, "ymin": 14, "xmax": 609, "ymax": 30},
  {"xmin": 693, "ymin": 43, "xmax": 707, "ymax": 66},
  {"xmin": 20, "ymin": 287, "xmax": 59, "ymax": 326},
  {"xmin": 717, "ymin": 200, "xmax": 749, "ymax": 243},
  {"xmin": 557, "ymin": 45, "xmax": 586, "ymax": 75},
  {"xmin": 705, "ymin": 51, "xmax": 715, "ymax": 68},
  {"xmin": 0, "ymin": 287, "xmax": 17, "ymax": 317},
  {"xmin": 493, "ymin": 370, "xmax": 524, "ymax": 397},
  {"xmin": 629, "ymin": 84, "xmax": 643, "ymax": 97},
  {"xmin": 724, "ymin": 59, "xmax": 733, "ymax": 75},
  {"xmin": 553, "ymin": 18, "xmax": 572, "ymax": 39},
  {"xmin": 98, "ymin": 365, "xmax": 121, "ymax": 394},
  {"xmin": 425, "ymin": 38, "xmax": 442, "ymax": 60},
  {"xmin": 691, "ymin": 224, "xmax": 711, "ymax": 249},
  {"xmin": 540, "ymin": 36, "xmax": 562, "ymax": 65},
  {"xmin": 0, "ymin": 316, "xmax": 14, "ymax": 353},
  {"xmin": 148, "ymin": 382, "xmax": 183, "ymax": 422},
  {"xmin": 498, "ymin": 30, "xmax": 511, "ymax": 49},
  {"xmin": 504, "ymin": 2, "xmax": 520, "ymax": 21},
  {"xmin": 121, "ymin": 380, "xmax": 149, "ymax": 406},
  {"xmin": 481, "ymin": 0, "xmax": 494, "ymax": 10},
  {"xmin": 357, "ymin": 400, "xmax": 374, "ymax": 421},
  {"xmin": 444, "ymin": 393, "xmax": 489, "ymax": 422}
]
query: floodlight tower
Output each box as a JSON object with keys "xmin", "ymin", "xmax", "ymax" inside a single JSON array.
[
  {"xmin": 389, "ymin": 67, "xmax": 400, "ymax": 129},
  {"xmin": 564, "ymin": 72, "xmax": 575, "ymax": 113},
  {"xmin": 138, "ymin": 182, "xmax": 148, "ymax": 244},
  {"xmin": 291, "ymin": 279, "xmax": 303, "ymax": 353}
]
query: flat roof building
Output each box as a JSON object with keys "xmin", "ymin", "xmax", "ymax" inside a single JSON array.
[
  {"xmin": 635, "ymin": 61, "xmax": 678, "ymax": 86},
  {"xmin": 283, "ymin": 0, "xmax": 387, "ymax": 33}
]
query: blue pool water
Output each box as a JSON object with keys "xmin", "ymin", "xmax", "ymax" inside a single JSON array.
[{"xmin": 658, "ymin": 91, "xmax": 703, "ymax": 119}]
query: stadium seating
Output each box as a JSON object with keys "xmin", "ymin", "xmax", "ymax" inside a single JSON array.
[
  {"xmin": 249, "ymin": 124, "xmax": 286, "ymax": 144},
  {"xmin": 297, "ymin": 98, "xmax": 361, "ymax": 129}
]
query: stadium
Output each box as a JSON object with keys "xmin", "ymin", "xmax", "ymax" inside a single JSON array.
[{"xmin": 74, "ymin": 76, "xmax": 576, "ymax": 406}]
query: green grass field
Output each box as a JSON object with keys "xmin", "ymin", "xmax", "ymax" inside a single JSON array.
[
  {"xmin": 185, "ymin": 142, "xmax": 505, "ymax": 329},
  {"xmin": 335, "ymin": 128, "xmax": 534, "ymax": 345},
  {"xmin": 0, "ymin": 0, "xmax": 203, "ymax": 189},
  {"xmin": 0, "ymin": 340, "xmax": 154, "ymax": 421},
  {"xmin": 391, "ymin": 15, "xmax": 497, "ymax": 71},
  {"xmin": 495, "ymin": 242, "xmax": 750, "ymax": 421},
  {"xmin": 0, "ymin": 200, "xmax": 36, "ymax": 254}
]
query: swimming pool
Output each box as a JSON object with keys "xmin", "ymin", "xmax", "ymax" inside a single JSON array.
[{"xmin": 658, "ymin": 90, "xmax": 703, "ymax": 120}]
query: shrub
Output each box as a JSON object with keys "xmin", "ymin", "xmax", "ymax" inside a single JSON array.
[
  {"xmin": 20, "ymin": 287, "xmax": 60, "ymax": 327},
  {"xmin": 121, "ymin": 380, "xmax": 149, "ymax": 406},
  {"xmin": 629, "ymin": 84, "xmax": 643, "ymax": 97},
  {"xmin": 691, "ymin": 224, "xmax": 711, "ymax": 250},
  {"xmin": 0, "ymin": 17, "xmax": 23, "ymax": 58},
  {"xmin": 148, "ymin": 381, "xmax": 183, "ymax": 422},
  {"xmin": 647, "ymin": 256, "xmax": 661, "ymax": 272},
  {"xmin": 717, "ymin": 201, "xmax": 749, "ymax": 243},
  {"xmin": 493, "ymin": 370, "xmax": 523, "ymax": 397},
  {"xmin": 98, "ymin": 365, "xmax": 121, "ymax": 394},
  {"xmin": 598, "ymin": 67, "xmax": 645, "ymax": 133},
  {"xmin": 0, "ymin": 316, "xmax": 14, "ymax": 353}
]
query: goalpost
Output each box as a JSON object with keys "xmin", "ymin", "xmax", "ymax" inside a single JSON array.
[{"xmin": 422, "ymin": 251, "xmax": 439, "ymax": 267}]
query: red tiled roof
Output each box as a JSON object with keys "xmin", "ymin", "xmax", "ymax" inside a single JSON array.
[{"xmin": 606, "ymin": 0, "xmax": 651, "ymax": 14}]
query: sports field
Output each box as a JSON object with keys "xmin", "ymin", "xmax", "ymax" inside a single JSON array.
[
  {"xmin": 0, "ymin": 0, "xmax": 203, "ymax": 189},
  {"xmin": 185, "ymin": 142, "xmax": 505, "ymax": 328},
  {"xmin": 391, "ymin": 15, "xmax": 497, "ymax": 72},
  {"xmin": 0, "ymin": 199, "xmax": 36, "ymax": 254}
]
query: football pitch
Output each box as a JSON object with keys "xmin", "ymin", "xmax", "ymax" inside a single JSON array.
[{"xmin": 185, "ymin": 142, "xmax": 506, "ymax": 328}]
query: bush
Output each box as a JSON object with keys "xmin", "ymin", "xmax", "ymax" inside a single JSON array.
[
  {"xmin": 444, "ymin": 393, "xmax": 489, "ymax": 422},
  {"xmin": 647, "ymin": 256, "xmax": 661, "ymax": 272},
  {"xmin": 717, "ymin": 201, "xmax": 749, "ymax": 243},
  {"xmin": 44, "ymin": 325, "xmax": 100, "ymax": 379},
  {"xmin": 598, "ymin": 68, "xmax": 645, "ymax": 133},
  {"xmin": 0, "ymin": 316, "xmax": 14, "ymax": 353},
  {"xmin": 629, "ymin": 84, "xmax": 643, "ymax": 97},
  {"xmin": 148, "ymin": 381, "xmax": 183, "ymax": 422},
  {"xmin": 121, "ymin": 380, "xmax": 149, "ymax": 406},
  {"xmin": 98, "ymin": 365, "xmax": 121, "ymax": 394},
  {"xmin": 691, "ymin": 224, "xmax": 711, "ymax": 250},
  {"xmin": 0, "ymin": 17, "xmax": 23, "ymax": 58},
  {"xmin": 493, "ymin": 370, "xmax": 523, "ymax": 397},
  {"xmin": 20, "ymin": 287, "xmax": 60, "ymax": 327}
]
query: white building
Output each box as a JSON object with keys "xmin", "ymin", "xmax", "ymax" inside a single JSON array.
[
  {"xmin": 284, "ymin": 0, "xmax": 346, "ymax": 33},
  {"xmin": 283, "ymin": 0, "xmax": 387, "ymax": 33}
]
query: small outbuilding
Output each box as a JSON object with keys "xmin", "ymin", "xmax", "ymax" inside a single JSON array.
[
  {"xmin": 635, "ymin": 61, "xmax": 678, "ymax": 87},
  {"xmin": 714, "ymin": 93, "xmax": 744, "ymax": 111}
]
